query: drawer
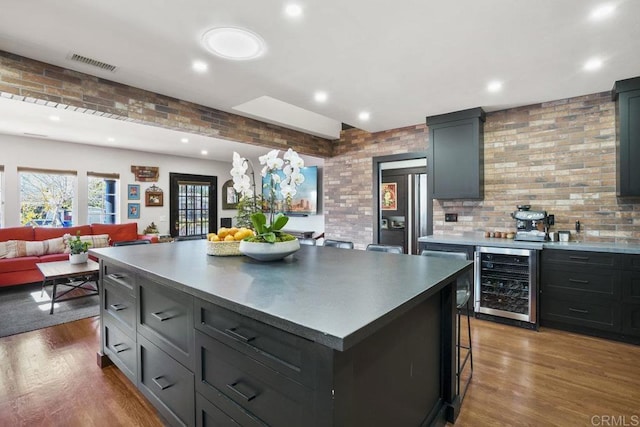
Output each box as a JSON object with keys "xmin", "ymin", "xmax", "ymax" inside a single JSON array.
[
  {"xmin": 138, "ymin": 333, "xmax": 195, "ymax": 427},
  {"xmin": 541, "ymin": 295, "xmax": 619, "ymax": 332},
  {"xmin": 542, "ymin": 266, "xmax": 621, "ymax": 301},
  {"xmin": 195, "ymin": 299, "xmax": 320, "ymax": 387},
  {"xmin": 542, "ymin": 250, "xmax": 621, "ymax": 267},
  {"xmin": 622, "ymin": 271, "xmax": 640, "ymax": 302},
  {"xmin": 196, "ymin": 393, "xmax": 260, "ymax": 427},
  {"xmin": 623, "ymin": 254, "xmax": 640, "ymax": 271},
  {"xmin": 104, "ymin": 280, "xmax": 136, "ymax": 336},
  {"xmin": 138, "ymin": 277, "xmax": 194, "ymax": 370},
  {"xmin": 195, "ymin": 330, "xmax": 312, "ymax": 426},
  {"xmin": 102, "ymin": 262, "xmax": 136, "ymax": 296},
  {"xmin": 103, "ymin": 318, "xmax": 136, "ymax": 383}
]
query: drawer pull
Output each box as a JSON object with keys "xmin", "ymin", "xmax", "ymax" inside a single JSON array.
[
  {"xmin": 112, "ymin": 343, "xmax": 129, "ymax": 353},
  {"xmin": 110, "ymin": 303, "xmax": 127, "ymax": 311},
  {"xmin": 225, "ymin": 327, "xmax": 256, "ymax": 343},
  {"xmin": 108, "ymin": 273, "xmax": 125, "ymax": 280},
  {"xmin": 568, "ymin": 256, "xmax": 589, "ymax": 261},
  {"xmin": 227, "ymin": 381, "xmax": 257, "ymax": 402},
  {"xmin": 568, "ymin": 279, "xmax": 589, "ymax": 285},
  {"xmin": 569, "ymin": 307, "xmax": 589, "ymax": 314},
  {"xmin": 151, "ymin": 311, "xmax": 173, "ymax": 322},
  {"xmin": 152, "ymin": 376, "xmax": 173, "ymax": 390}
]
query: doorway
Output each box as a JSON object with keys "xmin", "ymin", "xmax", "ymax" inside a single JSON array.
[
  {"xmin": 169, "ymin": 173, "xmax": 217, "ymax": 239},
  {"xmin": 373, "ymin": 153, "xmax": 431, "ymax": 254}
]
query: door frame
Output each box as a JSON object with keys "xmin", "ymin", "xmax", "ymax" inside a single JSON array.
[
  {"xmin": 169, "ymin": 173, "xmax": 217, "ymax": 238},
  {"xmin": 372, "ymin": 152, "xmax": 431, "ymax": 245}
]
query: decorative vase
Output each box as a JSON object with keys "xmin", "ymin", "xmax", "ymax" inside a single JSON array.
[
  {"xmin": 239, "ymin": 239, "xmax": 300, "ymax": 262},
  {"xmin": 69, "ymin": 252, "xmax": 89, "ymax": 264}
]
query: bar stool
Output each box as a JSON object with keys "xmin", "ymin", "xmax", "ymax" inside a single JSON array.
[
  {"xmin": 323, "ymin": 239, "xmax": 354, "ymax": 249},
  {"xmin": 365, "ymin": 244, "xmax": 404, "ymax": 254},
  {"xmin": 421, "ymin": 250, "xmax": 473, "ymax": 401}
]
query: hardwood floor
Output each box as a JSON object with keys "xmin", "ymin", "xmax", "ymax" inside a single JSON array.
[{"xmin": 0, "ymin": 316, "xmax": 638, "ymax": 426}]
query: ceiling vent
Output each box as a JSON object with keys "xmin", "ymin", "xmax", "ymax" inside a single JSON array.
[{"xmin": 69, "ymin": 53, "xmax": 117, "ymax": 72}]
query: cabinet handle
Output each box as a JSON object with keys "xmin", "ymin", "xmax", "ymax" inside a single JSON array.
[
  {"xmin": 110, "ymin": 303, "xmax": 127, "ymax": 311},
  {"xmin": 112, "ymin": 343, "xmax": 129, "ymax": 353},
  {"xmin": 108, "ymin": 273, "xmax": 125, "ymax": 280},
  {"xmin": 569, "ymin": 307, "xmax": 589, "ymax": 314},
  {"xmin": 151, "ymin": 311, "xmax": 173, "ymax": 322},
  {"xmin": 225, "ymin": 327, "xmax": 256, "ymax": 343},
  {"xmin": 226, "ymin": 381, "xmax": 257, "ymax": 402},
  {"xmin": 568, "ymin": 278, "xmax": 589, "ymax": 285},
  {"xmin": 569, "ymin": 256, "xmax": 589, "ymax": 261},
  {"xmin": 152, "ymin": 376, "xmax": 173, "ymax": 390}
]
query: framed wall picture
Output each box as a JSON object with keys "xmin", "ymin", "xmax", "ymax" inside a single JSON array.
[
  {"xmin": 222, "ymin": 179, "xmax": 238, "ymax": 210},
  {"xmin": 127, "ymin": 203, "xmax": 140, "ymax": 219},
  {"xmin": 128, "ymin": 184, "xmax": 140, "ymax": 200},
  {"xmin": 145, "ymin": 185, "xmax": 163, "ymax": 207},
  {"xmin": 381, "ymin": 182, "xmax": 397, "ymax": 210}
]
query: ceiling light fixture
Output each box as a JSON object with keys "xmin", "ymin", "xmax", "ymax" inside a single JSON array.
[
  {"xmin": 590, "ymin": 3, "xmax": 616, "ymax": 20},
  {"xmin": 487, "ymin": 81, "xmax": 503, "ymax": 93},
  {"xmin": 49, "ymin": 115, "xmax": 60, "ymax": 122},
  {"xmin": 107, "ymin": 137, "xmax": 115, "ymax": 143},
  {"xmin": 192, "ymin": 61, "xmax": 208, "ymax": 72},
  {"xmin": 584, "ymin": 58, "xmax": 603, "ymax": 71},
  {"xmin": 181, "ymin": 138, "xmax": 189, "ymax": 143},
  {"xmin": 201, "ymin": 150, "xmax": 208, "ymax": 155},
  {"xmin": 202, "ymin": 27, "xmax": 266, "ymax": 60},
  {"xmin": 285, "ymin": 4, "xmax": 303, "ymax": 17},
  {"xmin": 314, "ymin": 91, "xmax": 328, "ymax": 103},
  {"xmin": 359, "ymin": 111, "xmax": 370, "ymax": 121}
]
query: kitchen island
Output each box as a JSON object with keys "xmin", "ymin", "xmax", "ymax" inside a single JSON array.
[{"xmin": 92, "ymin": 240, "xmax": 472, "ymax": 426}]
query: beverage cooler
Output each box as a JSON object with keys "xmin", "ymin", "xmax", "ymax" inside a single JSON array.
[{"xmin": 474, "ymin": 246, "xmax": 538, "ymax": 326}]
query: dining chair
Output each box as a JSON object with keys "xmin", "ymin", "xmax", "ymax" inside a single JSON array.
[
  {"xmin": 323, "ymin": 239, "xmax": 354, "ymax": 249},
  {"xmin": 420, "ymin": 249, "xmax": 473, "ymax": 401},
  {"xmin": 365, "ymin": 244, "xmax": 403, "ymax": 254}
]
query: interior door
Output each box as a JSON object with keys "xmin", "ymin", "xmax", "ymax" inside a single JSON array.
[{"xmin": 169, "ymin": 173, "xmax": 217, "ymax": 239}]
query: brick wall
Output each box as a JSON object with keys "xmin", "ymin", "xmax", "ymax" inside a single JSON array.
[
  {"xmin": 0, "ymin": 51, "xmax": 332, "ymax": 157},
  {"xmin": 325, "ymin": 125, "xmax": 428, "ymax": 248}
]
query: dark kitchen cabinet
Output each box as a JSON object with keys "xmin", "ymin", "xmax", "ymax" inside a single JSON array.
[
  {"xmin": 613, "ymin": 76, "xmax": 640, "ymax": 197},
  {"xmin": 540, "ymin": 249, "xmax": 640, "ymax": 343},
  {"xmin": 427, "ymin": 107, "xmax": 485, "ymax": 199}
]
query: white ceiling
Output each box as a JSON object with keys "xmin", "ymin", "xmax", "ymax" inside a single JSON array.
[{"xmin": 0, "ymin": 0, "xmax": 639, "ymax": 158}]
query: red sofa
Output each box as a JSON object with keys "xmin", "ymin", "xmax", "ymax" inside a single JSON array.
[{"xmin": 0, "ymin": 223, "xmax": 153, "ymax": 288}]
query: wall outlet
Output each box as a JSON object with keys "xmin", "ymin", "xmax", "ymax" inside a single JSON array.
[{"xmin": 444, "ymin": 213, "xmax": 458, "ymax": 222}]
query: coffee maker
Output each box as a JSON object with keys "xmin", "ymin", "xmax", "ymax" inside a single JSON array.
[{"xmin": 511, "ymin": 205, "xmax": 552, "ymax": 241}]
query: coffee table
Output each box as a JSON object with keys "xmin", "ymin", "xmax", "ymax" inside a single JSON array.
[{"xmin": 36, "ymin": 260, "xmax": 100, "ymax": 314}]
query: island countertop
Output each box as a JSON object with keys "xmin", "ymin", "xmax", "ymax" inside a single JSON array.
[{"xmin": 91, "ymin": 240, "xmax": 472, "ymax": 351}]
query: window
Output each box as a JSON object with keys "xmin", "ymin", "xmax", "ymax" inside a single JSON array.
[
  {"xmin": 19, "ymin": 168, "xmax": 76, "ymax": 227},
  {"xmin": 88, "ymin": 172, "xmax": 119, "ymax": 224}
]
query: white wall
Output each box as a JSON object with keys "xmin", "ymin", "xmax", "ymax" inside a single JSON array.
[{"xmin": 0, "ymin": 134, "xmax": 325, "ymax": 236}]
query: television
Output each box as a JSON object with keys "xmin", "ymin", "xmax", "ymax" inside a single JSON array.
[{"xmin": 262, "ymin": 166, "xmax": 318, "ymax": 215}]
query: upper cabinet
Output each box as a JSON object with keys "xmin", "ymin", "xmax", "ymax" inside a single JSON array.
[
  {"xmin": 613, "ymin": 76, "xmax": 640, "ymax": 197},
  {"xmin": 427, "ymin": 107, "xmax": 485, "ymax": 199}
]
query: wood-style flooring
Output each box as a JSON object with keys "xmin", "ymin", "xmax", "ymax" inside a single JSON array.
[{"xmin": 0, "ymin": 316, "xmax": 639, "ymax": 426}]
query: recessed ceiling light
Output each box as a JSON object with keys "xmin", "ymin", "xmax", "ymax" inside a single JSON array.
[
  {"xmin": 192, "ymin": 61, "xmax": 208, "ymax": 72},
  {"xmin": 181, "ymin": 138, "xmax": 189, "ymax": 143},
  {"xmin": 590, "ymin": 3, "xmax": 616, "ymax": 20},
  {"xmin": 202, "ymin": 27, "xmax": 266, "ymax": 60},
  {"xmin": 49, "ymin": 115, "xmax": 60, "ymax": 122},
  {"xmin": 107, "ymin": 137, "xmax": 115, "ymax": 143},
  {"xmin": 487, "ymin": 81, "xmax": 503, "ymax": 92},
  {"xmin": 285, "ymin": 4, "xmax": 303, "ymax": 17},
  {"xmin": 584, "ymin": 58, "xmax": 603, "ymax": 71},
  {"xmin": 359, "ymin": 111, "xmax": 370, "ymax": 121},
  {"xmin": 201, "ymin": 150, "xmax": 208, "ymax": 155},
  {"xmin": 314, "ymin": 91, "xmax": 328, "ymax": 103}
]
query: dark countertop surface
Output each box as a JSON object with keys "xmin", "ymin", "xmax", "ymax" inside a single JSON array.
[
  {"xmin": 419, "ymin": 234, "xmax": 640, "ymax": 254},
  {"xmin": 91, "ymin": 241, "xmax": 472, "ymax": 351}
]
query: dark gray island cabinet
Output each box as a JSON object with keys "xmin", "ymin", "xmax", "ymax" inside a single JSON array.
[{"xmin": 93, "ymin": 241, "xmax": 472, "ymax": 426}]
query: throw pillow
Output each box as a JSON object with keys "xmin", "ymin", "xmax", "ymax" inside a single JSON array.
[
  {"xmin": 0, "ymin": 241, "xmax": 9, "ymax": 259},
  {"xmin": 63, "ymin": 234, "xmax": 110, "ymax": 253}
]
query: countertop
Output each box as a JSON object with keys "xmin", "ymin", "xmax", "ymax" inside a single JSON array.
[
  {"xmin": 418, "ymin": 234, "xmax": 640, "ymax": 254},
  {"xmin": 91, "ymin": 241, "xmax": 472, "ymax": 351}
]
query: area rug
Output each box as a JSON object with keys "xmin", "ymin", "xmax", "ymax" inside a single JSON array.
[{"xmin": 0, "ymin": 281, "xmax": 99, "ymax": 338}]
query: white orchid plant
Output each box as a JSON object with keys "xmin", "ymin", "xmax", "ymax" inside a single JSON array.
[{"xmin": 231, "ymin": 148, "xmax": 305, "ymax": 243}]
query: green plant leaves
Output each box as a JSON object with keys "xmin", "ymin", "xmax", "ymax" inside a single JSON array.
[
  {"xmin": 250, "ymin": 212, "xmax": 267, "ymax": 234},
  {"xmin": 272, "ymin": 213, "xmax": 289, "ymax": 231}
]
